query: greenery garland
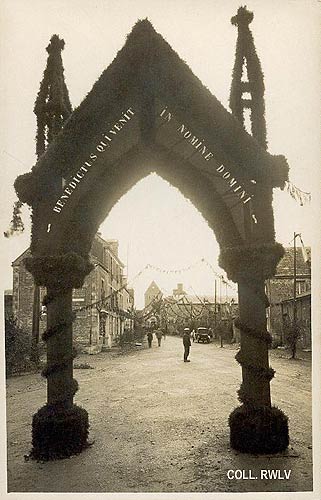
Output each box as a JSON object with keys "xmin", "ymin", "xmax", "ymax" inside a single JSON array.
[
  {"xmin": 234, "ymin": 318, "xmax": 272, "ymax": 344},
  {"xmin": 219, "ymin": 242, "xmax": 284, "ymax": 284},
  {"xmin": 235, "ymin": 351, "xmax": 275, "ymax": 381},
  {"xmin": 41, "ymin": 315, "xmax": 75, "ymax": 341},
  {"xmin": 14, "ymin": 171, "xmax": 51, "ymax": 205},
  {"xmin": 24, "ymin": 252, "xmax": 93, "ymax": 289},
  {"xmin": 41, "ymin": 350, "xmax": 77, "ymax": 379},
  {"xmin": 4, "ymin": 200, "xmax": 25, "ymax": 238},
  {"xmin": 229, "ymin": 404, "xmax": 289, "ymax": 454},
  {"xmin": 30, "ymin": 403, "xmax": 89, "ymax": 461}
]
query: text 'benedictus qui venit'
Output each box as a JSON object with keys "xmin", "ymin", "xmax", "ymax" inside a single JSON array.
[{"xmin": 52, "ymin": 107, "xmax": 135, "ymax": 214}]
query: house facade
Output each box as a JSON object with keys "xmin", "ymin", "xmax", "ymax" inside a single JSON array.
[
  {"xmin": 266, "ymin": 246, "xmax": 311, "ymax": 348},
  {"xmin": 4, "ymin": 289, "xmax": 13, "ymax": 320},
  {"xmin": 11, "ymin": 233, "xmax": 134, "ymax": 353}
]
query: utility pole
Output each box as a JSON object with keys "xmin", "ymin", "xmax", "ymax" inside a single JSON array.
[
  {"xmin": 219, "ymin": 276, "xmax": 222, "ymax": 322},
  {"xmin": 126, "ymin": 242, "xmax": 129, "ymax": 280},
  {"xmin": 293, "ymin": 232, "xmax": 298, "ymax": 327},
  {"xmin": 31, "ymin": 286, "xmax": 40, "ymax": 364},
  {"xmin": 214, "ymin": 279, "xmax": 217, "ymax": 327},
  {"xmin": 219, "ymin": 276, "xmax": 223, "ymax": 348}
]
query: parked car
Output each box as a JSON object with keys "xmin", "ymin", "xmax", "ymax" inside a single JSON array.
[{"xmin": 196, "ymin": 327, "xmax": 211, "ymax": 343}]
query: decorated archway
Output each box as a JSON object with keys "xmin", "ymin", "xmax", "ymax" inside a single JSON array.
[{"xmin": 15, "ymin": 13, "xmax": 290, "ymax": 459}]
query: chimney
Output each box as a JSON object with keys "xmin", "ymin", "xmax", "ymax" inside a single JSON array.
[{"xmin": 106, "ymin": 239, "xmax": 119, "ymax": 257}]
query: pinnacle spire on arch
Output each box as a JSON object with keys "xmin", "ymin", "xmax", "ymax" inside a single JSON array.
[
  {"xmin": 231, "ymin": 5, "xmax": 253, "ymax": 28},
  {"xmin": 34, "ymin": 34, "xmax": 72, "ymax": 159},
  {"xmin": 229, "ymin": 5, "xmax": 267, "ymax": 149}
]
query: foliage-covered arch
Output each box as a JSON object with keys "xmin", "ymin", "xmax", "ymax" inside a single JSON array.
[{"xmin": 15, "ymin": 17, "xmax": 290, "ymax": 460}]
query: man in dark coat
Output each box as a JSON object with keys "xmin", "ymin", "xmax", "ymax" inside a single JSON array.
[
  {"xmin": 183, "ymin": 328, "xmax": 191, "ymax": 362},
  {"xmin": 147, "ymin": 330, "xmax": 153, "ymax": 348},
  {"xmin": 155, "ymin": 328, "xmax": 163, "ymax": 347}
]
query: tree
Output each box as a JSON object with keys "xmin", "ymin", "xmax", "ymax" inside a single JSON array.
[{"xmin": 5, "ymin": 317, "xmax": 33, "ymax": 377}]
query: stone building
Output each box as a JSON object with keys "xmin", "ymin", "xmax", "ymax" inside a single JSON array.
[
  {"xmin": 144, "ymin": 281, "xmax": 162, "ymax": 308},
  {"xmin": 4, "ymin": 290, "xmax": 13, "ymax": 319},
  {"xmin": 11, "ymin": 233, "xmax": 134, "ymax": 353},
  {"xmin": 142, "ymin": 281, "xmax": 238, "ymax": 335},
  {"xmin": 266, "ymin": 246, "xmax": 311, "ymax": 347}
]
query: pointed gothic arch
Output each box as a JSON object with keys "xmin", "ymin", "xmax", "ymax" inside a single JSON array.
[{"xmin": 15, "ymin": 16, "xmax": 290, "ymax": 460}]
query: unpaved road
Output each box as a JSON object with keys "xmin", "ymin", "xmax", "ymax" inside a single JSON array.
[{"xmin": 6, "ymin": 336, "xmax": 313, "ymax": 493}]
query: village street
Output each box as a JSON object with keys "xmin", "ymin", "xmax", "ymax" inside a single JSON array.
[{"xmin": 6, "ymin": 336, "xmax": 312, "ymax": 494}]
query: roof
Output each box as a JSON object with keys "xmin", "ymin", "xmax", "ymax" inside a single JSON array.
[
  {"xmin": 275, "ymin": 246, "xmax": 311, "ymax": 276},
  {"xmin": 92, "ymin": 233, "xmax": 124, "ymax": 268},
  {"xmin": 145, "ymin": 281, "xmax": 161, "ymax": 294},
  {"xmin": 281, "ymin": 291, "xmax": 311, "ymax": 304},
  {"xmin": 12, "ymin": 248, "xmax": 31, "ymax": 266},
  {"xmin": 168, "ymin": 294, "xmax": 237, "ymax": 305}
]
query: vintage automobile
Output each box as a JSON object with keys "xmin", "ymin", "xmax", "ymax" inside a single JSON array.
[{"xmin": 196, "ymin": 327, "xmax": 212, "ymax": 343}]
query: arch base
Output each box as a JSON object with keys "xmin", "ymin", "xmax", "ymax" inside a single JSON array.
[
  {"xmin": 229, "ymin": 404, "xmax": 289, "ymax": 454},
  {"xmin": 30, "ymin": 404, "xmax": 89, "ymax": 461}
]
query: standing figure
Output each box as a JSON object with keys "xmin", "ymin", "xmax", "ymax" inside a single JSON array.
[
  {"xmin": 147, "ymin": 330, "xmax": 153, "ymax": 348},
  {"xmin": 163, "ymin": 326, "xmax": 167, "ymax": 341},
  {"xmin": 156, "ymin": 329, "xmax": 163, "ymax": 347},
  {"xmin": 183, "ymin": 328, "xmax": 191, "ymax": 362}
]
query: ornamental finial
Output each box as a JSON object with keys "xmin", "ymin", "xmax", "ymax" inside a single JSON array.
[
  {"xmin": 46, "ymin": 34, "xmax": 65, "ymax": 54},
  {"xmin": 231, "ymin": 6, "xmax": 254, "ymax": 28}
]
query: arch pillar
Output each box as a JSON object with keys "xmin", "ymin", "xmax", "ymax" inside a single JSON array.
[
  {"xmin": 219, "ymin": 243, "xmax": 289, "ymax": 454},
  {"xmin": 25, "ymin": 253, "xmax": 92, "ymax": 460}
]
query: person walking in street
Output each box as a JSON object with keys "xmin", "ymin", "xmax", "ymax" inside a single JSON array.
[
  {"xmin": 147, "ymin": 330, "xmax": 153, "ymax": 348},
  {"xmin": 155, "ymin": 328, "xmax": 163, "ymax": 347},
  {"xmin": 183, "ymin": 327, "xmax": 191, "ymax": 362},
  {"xmin": 163, "ymin": 326, "xmax": 167, "ymax": 341}
]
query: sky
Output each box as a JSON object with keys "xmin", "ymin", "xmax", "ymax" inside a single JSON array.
[{"xmin": 0, "ymin": 0, "xmax": 320, "ymax": 308}]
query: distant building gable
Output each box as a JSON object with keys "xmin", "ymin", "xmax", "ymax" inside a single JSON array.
[
  {"xmin": 276, "ymin": 246, "xmax": 311, "ymax": 276},
  {"xmin": 144, "ymin": 281, "xmax": 162, "ymax": 308}
]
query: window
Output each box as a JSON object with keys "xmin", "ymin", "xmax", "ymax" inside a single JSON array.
[{"xmin": 101, "ymin": 279, "xmax": 106, "ymax": 301}]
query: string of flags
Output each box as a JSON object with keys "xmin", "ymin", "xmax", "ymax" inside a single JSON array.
[
  {"xmin": 201, "ymin": 259, "xmax": 238, "ymax": 292},
  {"xmin": 145, "ymin": 259, "xmax": 237, "ymax": 292},
  {"xmin": 284, "ymin": 181, "xmax": 311, "ymax": 206},
  {"xmin": 145, "ymin": 261, "xmax": 201, "ymax": 274},
  {"xmin": 51, "ymin": 257, "xmax": 237, "ymax": 319}
]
